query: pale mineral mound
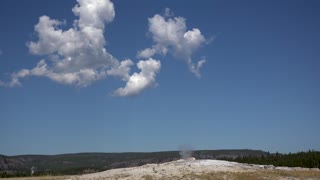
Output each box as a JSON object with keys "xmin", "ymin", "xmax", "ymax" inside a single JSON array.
[{"xmin": 68, "ymin": 159, "xmax": 320, "ymax": 180}]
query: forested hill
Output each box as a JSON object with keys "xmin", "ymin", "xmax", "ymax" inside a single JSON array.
[
  {"xmin": 221, "ymin": 150, "xmax": 320, "ymax": 169},
  {"xmin": 0, "ymin": 149, "xmax": 266, "ymax": 177}
]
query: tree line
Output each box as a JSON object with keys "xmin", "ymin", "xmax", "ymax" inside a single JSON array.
[{"xmin": 220, "ymin": 150, "xmax": 320, "ymax": 168}]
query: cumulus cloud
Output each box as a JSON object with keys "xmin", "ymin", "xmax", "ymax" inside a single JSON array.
[
  {"xmin": 0, "ymin": 0, "xmax": 161, "ymax": 96},
  {"xmin": 3, "ymin": 0, "xmax": 121, "ymax": 87},
  {"xmin": 1, "ymin": 4, "xmax": 207, "ymax": 96},
  {"xmin": 113, "ymin": 58, "xmax": 161, "ymax": 97},
  {"xmin": 137, "ymin": 9, "xmax": 208, "ymax": 77}
]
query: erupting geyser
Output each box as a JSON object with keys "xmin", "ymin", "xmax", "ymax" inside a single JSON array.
[{"xmin": 179, "ymin": 145, "xmax": 196, "ymax": 161}]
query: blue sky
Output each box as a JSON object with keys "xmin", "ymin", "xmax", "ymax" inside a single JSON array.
[{"xmin": 1, "ymin": 0, "xmax": 320, "ymax": 155}]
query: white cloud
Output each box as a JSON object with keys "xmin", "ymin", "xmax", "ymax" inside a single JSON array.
[
  {"xmin": 1, "ymin": 4, "xmax": 207, "ymax": 96},
  {"xmin": 137, "ymin": 48, "xmax": 156, "ymax": 59},
  {"xmin": 0, "ymin": 0, "xmax": 162, "ymax": 96},
  {"xmin": 72, "ymin": 0, "xmax": 115, "ymax": 29},
  {"xmin": 0, "ymin": 0, "xmax": 161, "ymax": 96},
  {"xmin": 189, "ymin": 58, "xmax": 206, "ymax": 78},
  {"xmin": 1, "ymin": 59, "xmax": 106, "ymax": 87},
  {"xmin": 107, "ymin": 59, "xmax": 134, "ymax": 81},
  {"xmin": 6, "ymin": 0, "xmax": 122, "ymax": 87},
  {"xmin": 138, "ymin": 10, "xmax": 207, "ymax": 77},
  {"xmin": 113, "ymin": 58, "xmax": 161, "ymax": 97}
]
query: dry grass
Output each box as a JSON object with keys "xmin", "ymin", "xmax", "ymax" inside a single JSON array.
[
  {"xmin": 182, "ymin": 169, "xmax": 320, "ymax": 180},
  {"xmin": 142, "ymin": 175, "xmax": 153, "ymax": 180},
  {"xmin": 3, "ymin": 175, "xmax": 70, "ymax": 180}
]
